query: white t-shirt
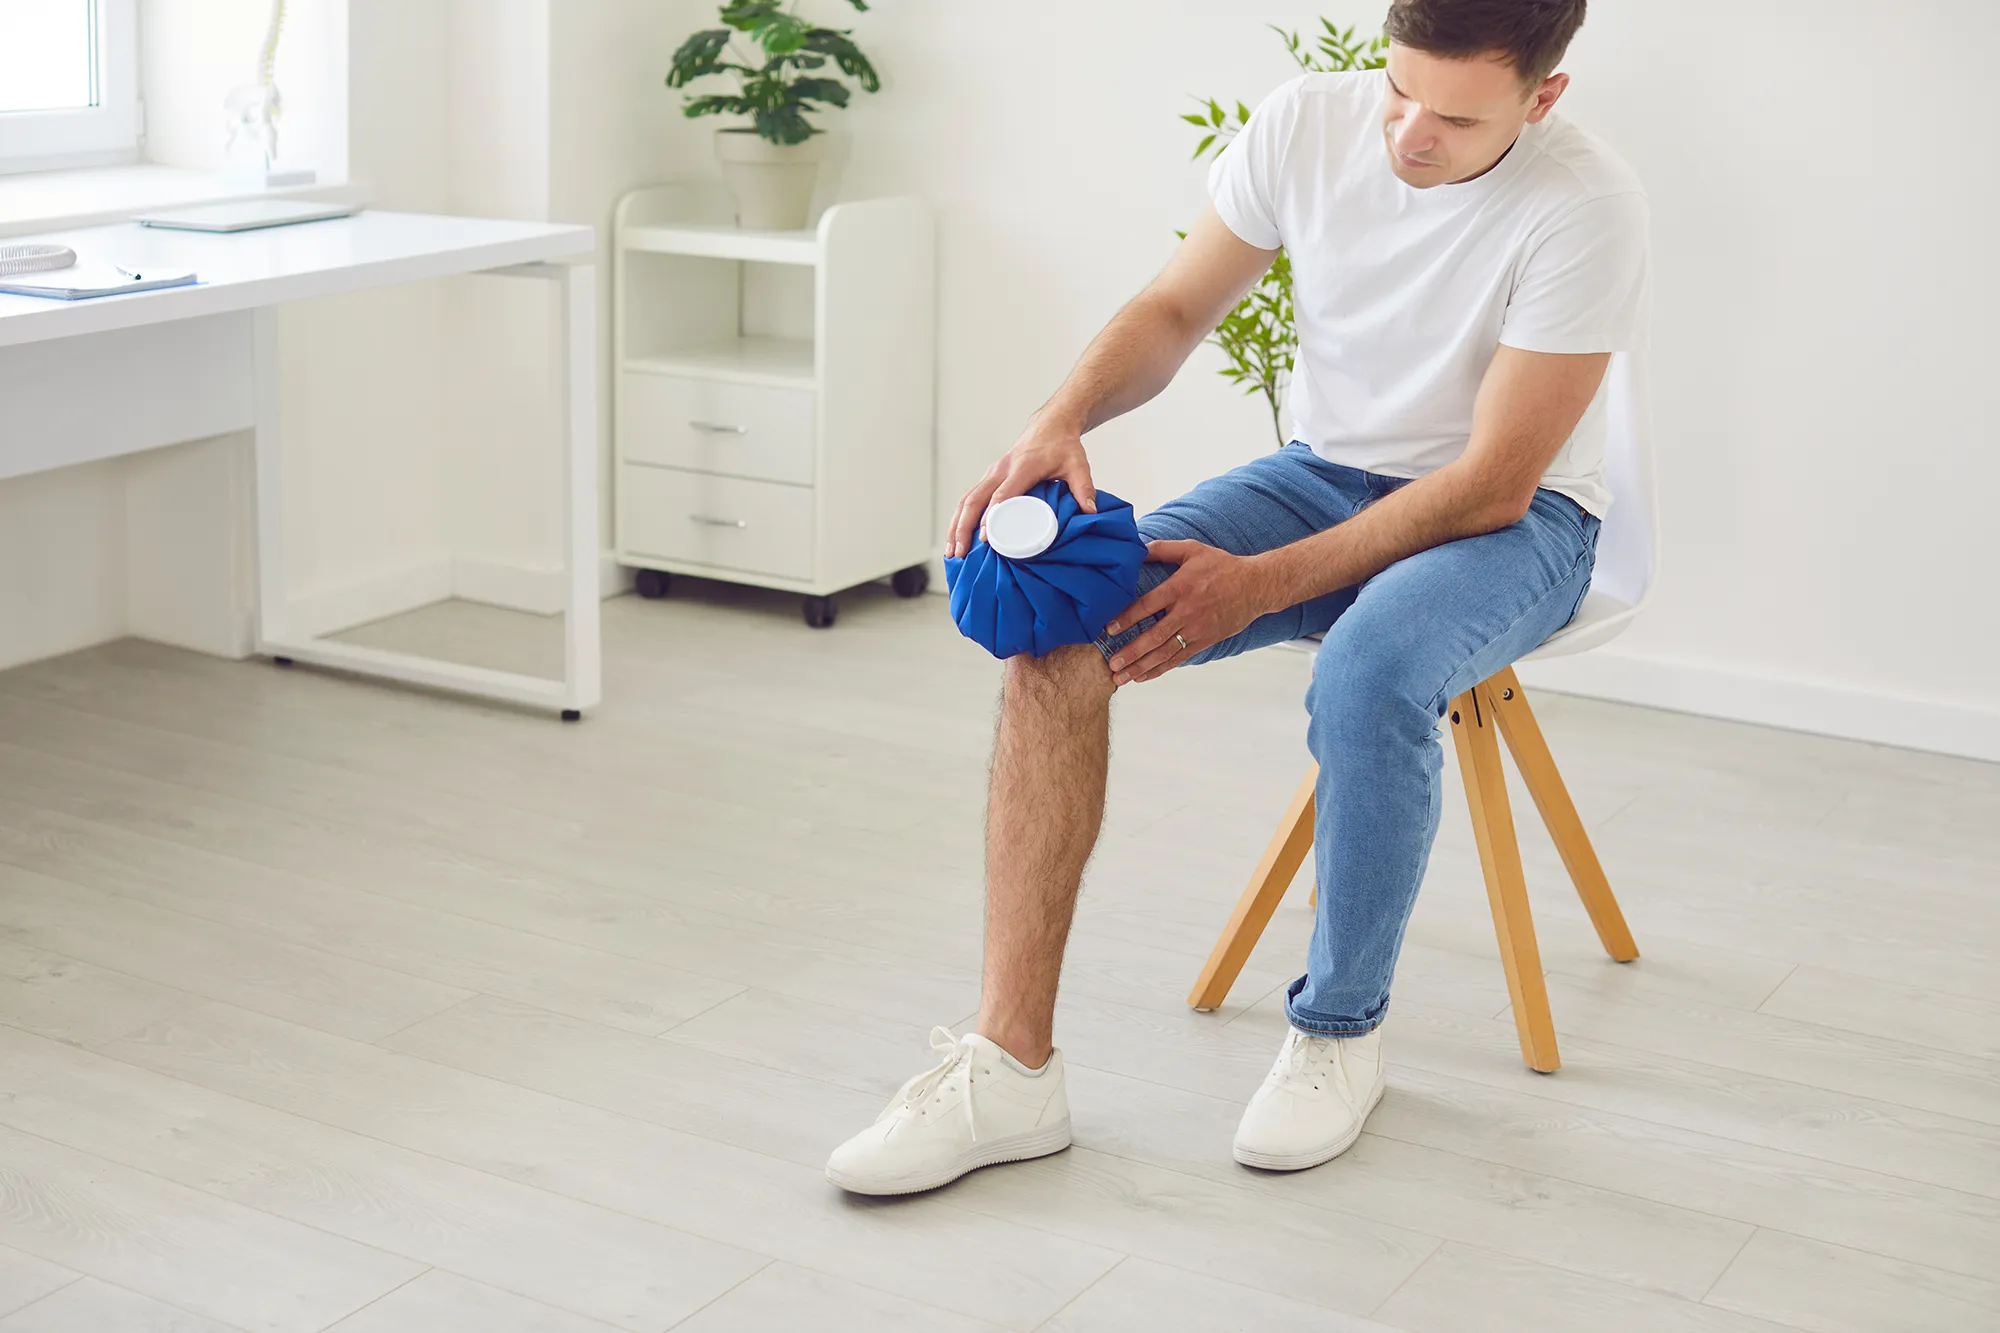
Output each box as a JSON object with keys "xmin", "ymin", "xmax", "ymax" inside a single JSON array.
[{"xmin": 1208, "ymin": 71, "xmax": 1649, "ymax": 515}]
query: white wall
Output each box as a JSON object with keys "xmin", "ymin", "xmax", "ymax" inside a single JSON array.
[
  {"xmin": 438, "ymin": 0, "xmax": 699, "ymax": 600},
  {"xmin": 142, "ymin": 0, "xmax": 457, "ymax": 636},
  {"xmin": 288, "ymin": 0, "xmax": 457, "ymax": 624},
  {"xmin": 437, "ymin": 0, "xmax": 558, "ymax": 589},
  {"xmin": 141, "ymin": 0, "xmax": 348, "ymax": 178},
  {"xmin": 1520, "ymin": 0, "xmax": 2000, "ymax": 758},
  {"xmin": 549, "ymin": 0, "xmax": 704, "ymax": 543},
  {"xmin": 0, "ymin": 464, "xmax": 126, "ymax": 668}
]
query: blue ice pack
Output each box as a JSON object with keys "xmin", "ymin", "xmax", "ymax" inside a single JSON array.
[{"xmin": 944, "ymin": 480, "xmax": 1146, "ymax": 660}]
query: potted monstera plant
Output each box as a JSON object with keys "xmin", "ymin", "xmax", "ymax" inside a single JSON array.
[{"xmin": 667, "ymin": 0, "xmax": 882, "ymax": 230}]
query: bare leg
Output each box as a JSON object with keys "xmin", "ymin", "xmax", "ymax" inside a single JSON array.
[{"xmin": 974, "ymin": 644, "xmax": 1115, "ymax": 1068}]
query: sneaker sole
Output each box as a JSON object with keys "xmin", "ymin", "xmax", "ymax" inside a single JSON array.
[
  {"xmin": 825, "ymin": 1120, "xmax": 1073, "ymax": 1197},
  {"xmin": 1231, "ymin": 1078, "xmax": 1385, "ymax": 1173}
]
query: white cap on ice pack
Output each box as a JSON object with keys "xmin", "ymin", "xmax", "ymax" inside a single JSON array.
[{"xmin": 984, "ymin": 494, "xmax": 1060, "ymax": 559}]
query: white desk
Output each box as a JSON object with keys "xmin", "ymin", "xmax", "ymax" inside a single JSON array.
[{"xmin": 0, "ymin": 211, "xmax": 602, "ymax": 719}]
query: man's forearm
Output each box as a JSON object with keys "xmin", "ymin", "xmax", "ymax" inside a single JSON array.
[
  {"xmin": 1240, "ymin": 344, "xmax": 1606, "ymax": 614},
  {"xmin": 1035, "ymin": 289, "xmax": 1211, "ymax": 436},
  {"xmin": 1246, "ymin": 459, "xmax": 1531, "ymax": 614}
]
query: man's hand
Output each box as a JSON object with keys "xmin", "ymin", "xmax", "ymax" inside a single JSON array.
[
  {"xmin": 1102, "ymin": 540, "xmax": 1277, "ymax": 686},
  {"xmin": 946, "ymin": 419, "xmax": 1099, "ymax": 560}
]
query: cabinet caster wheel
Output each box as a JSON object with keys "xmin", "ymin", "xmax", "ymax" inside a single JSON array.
[
  {"xmin": 891, "ymin": 564, "xmax": 931, "ymax": 598},
  {"xmin": 561, "ymin": 709, "xmax": 582, "ymax": 723},
  {"xmin": 634, "ymin": 569, "xmax": 671, "ymax": 600},
  {"xmin": 272, "ymin": 656, "xmax": 294, "ymax": 667},
  {"xmin": 803, "ymin": 596, "xmax": 838, "ymax": 629}
]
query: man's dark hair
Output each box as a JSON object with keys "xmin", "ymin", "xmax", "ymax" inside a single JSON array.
[{"xmin": 1385, "ymin": 0, "xmax": 1588, "ymax": 86}]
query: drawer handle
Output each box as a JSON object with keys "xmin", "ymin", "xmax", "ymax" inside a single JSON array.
[
  {"xmin": 689, "ymin": 514, "xmax": 748, "ymax": 529},
  {"xmin": 689, "ymin": 421, "xmax": 749, "ymax": 436}
]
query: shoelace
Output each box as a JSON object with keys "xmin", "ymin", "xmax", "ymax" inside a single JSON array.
[
  {"xmin": 1274, "ymin": 1029, "xmax": 1340, "ymax": 1091},
  {"xmin": 894, "ymin": 1026, "xmax": 981, "ymax": 1142}
]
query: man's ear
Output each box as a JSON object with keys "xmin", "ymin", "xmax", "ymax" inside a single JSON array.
[{"xmin": 1527, "ymin": 71, "xmax": 1570, "ymax": 124}]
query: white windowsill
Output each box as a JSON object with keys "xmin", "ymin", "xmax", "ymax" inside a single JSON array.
[{"xmin": 0, "ymin": 163, "xmax": 369, "ymax": 240}]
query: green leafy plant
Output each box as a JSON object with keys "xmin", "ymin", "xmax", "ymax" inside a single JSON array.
[
  {"xmin": 1182, "ymin": 20, "xmax": 1387, "ymax": 445},
  {"xmin": 668, "ymin": 0, "xmax": 881, "ymax": 146}
]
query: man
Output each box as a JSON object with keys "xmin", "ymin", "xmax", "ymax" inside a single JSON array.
[{"xmin": 829, "ymin": 0, "xmax": 1647, "ymax": 1194}]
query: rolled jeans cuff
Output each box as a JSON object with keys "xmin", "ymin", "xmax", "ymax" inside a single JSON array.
[{"xmin": 1283, "ymin": 975, "xmax": 1388, "ymax": 1036}]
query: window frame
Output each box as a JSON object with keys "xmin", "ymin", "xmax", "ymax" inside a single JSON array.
[{"xmin": 0, "ymin": 0, "xmax": 143, "ymax": 176}]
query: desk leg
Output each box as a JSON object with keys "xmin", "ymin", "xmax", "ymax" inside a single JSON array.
[
  {"xmin": 558, "ymin": 262, "xmax": 603, "ymax": 719},
  {"xmin": 251, "ymin": 265, "xmax": 605, "ymax": 718},
  {"xmin": 252, "ymin": 306, "xmax": 291, "ymax": 650}
]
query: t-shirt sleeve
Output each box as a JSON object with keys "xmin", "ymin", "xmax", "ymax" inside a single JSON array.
[
  {"xmin": 1499, "ymin": 191, "xmax": 1651, "ymax": 355},
  {"xmin": 1205, "ymin": 79, "xmax": 1302, "ymax": 251}
]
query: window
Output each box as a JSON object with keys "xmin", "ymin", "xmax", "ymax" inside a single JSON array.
[{"xmin": 0, "ymin": 0, "xmax": 141, "ymax": 174}]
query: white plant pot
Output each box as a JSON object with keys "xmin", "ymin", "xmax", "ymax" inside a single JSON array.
[{"xmin": 715, "ymin": 130, "xmax": 824, "ymax": 231}]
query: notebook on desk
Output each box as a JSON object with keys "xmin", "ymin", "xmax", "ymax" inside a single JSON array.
[{"xmin": 0, "ymin": 264, "xmax": 198, "ymax": 300}]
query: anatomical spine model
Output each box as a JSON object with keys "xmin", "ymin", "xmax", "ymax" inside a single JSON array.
[{"xmin": 224, "ymin": 0, "xmax": 288, "ymax": 172}]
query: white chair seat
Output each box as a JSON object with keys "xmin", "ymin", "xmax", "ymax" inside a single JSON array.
[{"xmin": 1521, "ymin": 588, "xmax": 1637, "ymax": 662}]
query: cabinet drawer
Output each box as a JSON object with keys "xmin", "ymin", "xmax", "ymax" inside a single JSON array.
[
  {"xmin": 619, "ymin": 372, "xmax": 815, "ymax": 485},
  {"xmin": 619, "ymin": 465, "xmax": 814, "ymax": 581}
]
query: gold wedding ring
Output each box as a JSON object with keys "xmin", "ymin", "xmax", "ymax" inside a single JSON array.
[{"xmin": 1174, "ymin": 632, "xmax": 1189, "ymax": 652}]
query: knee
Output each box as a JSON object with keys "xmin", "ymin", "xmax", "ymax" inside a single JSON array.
[
  {"xmin": 1004, "ymin": 644, "xmax": 1114, "ymax": 714},
  {"xmin": 1305, "ymin": 634, "xmax": 1441, "ymax": 747}
]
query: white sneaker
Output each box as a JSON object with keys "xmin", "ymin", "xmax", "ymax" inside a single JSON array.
[
  {"xmin": 1232, "ymin": 1026, "xmax": 1385, "ymax": 1171},
  {"xmin": 825, "ymin": 1027, "xmax": 1072, "ymax": 1196}
]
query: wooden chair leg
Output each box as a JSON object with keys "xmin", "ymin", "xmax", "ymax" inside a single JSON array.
[
  {"xmin": 1485, "ymin": 668, "xmax": 1639, "ymax": 963},
  {"xmin": 1450, "ymin": 686, "xmax": 1561, "ymax": 1073},
  {"xmin": 1188, "ymin": 767, "xmax": 1317, "ymax": 1012}
]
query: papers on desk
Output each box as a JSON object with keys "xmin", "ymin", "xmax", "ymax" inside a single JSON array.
[{"xmin": 0, "ymin": 263, "xmax": 198, "ymax": 301}]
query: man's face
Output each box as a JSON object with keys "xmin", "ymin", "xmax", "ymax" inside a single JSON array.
[{"xmin": 1380, "ymin": 43, "xmax": 1568, "ymax": 188}]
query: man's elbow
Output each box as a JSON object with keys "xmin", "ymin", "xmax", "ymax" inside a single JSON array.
[
  {"xmin": 1134, "ymin": 286, "xmax": 1207, "ymax": 346},
  {"xmin": 1470, "ymin": 485, "xmax": 1538, "ymax": 534}
]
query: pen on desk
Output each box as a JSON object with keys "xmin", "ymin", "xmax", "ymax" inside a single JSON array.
[{"xmin": 115, "ymin": 265, "xmax": 144, "ymax": 281}]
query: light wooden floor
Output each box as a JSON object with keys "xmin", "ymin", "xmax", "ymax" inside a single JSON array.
[{"xmin": 0, "ymin": 582, "xmax": 1996, "ymax": 1333}]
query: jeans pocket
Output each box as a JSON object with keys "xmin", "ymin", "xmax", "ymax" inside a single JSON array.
[{"xmin": 1535, "ymin": 489, "xmax": 1593, "ymax": 543}]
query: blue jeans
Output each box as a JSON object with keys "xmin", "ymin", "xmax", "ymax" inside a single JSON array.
[{"xmin": 1098, "ymin": 443, "xmax": 1599, "ymax": 1035}]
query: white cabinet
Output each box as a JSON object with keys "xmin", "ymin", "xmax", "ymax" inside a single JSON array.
[{"xmin": 613, "ymin": 184, "xmax": 937, "ymax": 627}]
